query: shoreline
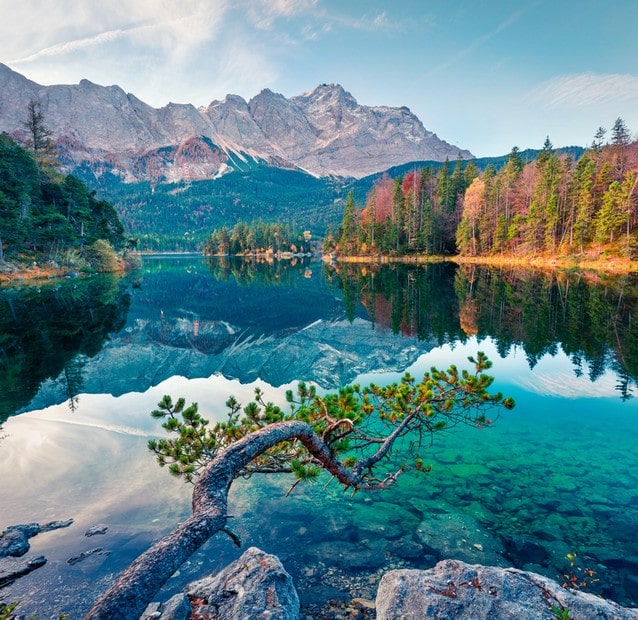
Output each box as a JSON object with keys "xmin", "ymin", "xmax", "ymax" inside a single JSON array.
[{"xmin": 331, "ymin": 253, "xmax": 638, "ymax": 274}]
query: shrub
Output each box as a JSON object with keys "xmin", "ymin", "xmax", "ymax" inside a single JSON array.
[{"xmin": 83, "ymin": 240, "xmax": 121, "ymax": 273}]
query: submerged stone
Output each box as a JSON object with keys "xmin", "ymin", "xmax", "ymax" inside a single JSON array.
[
  {"xmin": 308, "ymin": 541, "xmax": 386, "ymax": 570},
  {"xmin": 0, "ymin": 554, "xmax": 47, "ymax": 587},
  {"xmin": 416, "ymin": 512, "xmax": 508, "ymax": 567}
]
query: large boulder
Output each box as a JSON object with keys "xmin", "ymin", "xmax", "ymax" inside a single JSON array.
[
  {"xmin": 145, "ymin": 547, "xmax": 300, "ymax": 620},
  {"xmin": 375, "ymin": 559, "xmax": 638, "ymax": 620}
]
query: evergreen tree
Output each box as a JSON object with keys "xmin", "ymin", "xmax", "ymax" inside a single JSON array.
[
  {"xmin": 22, "ymin": 100, "xmax": 56, "ymax": 171},
  {"xmin": 339, "ymin": 190, "xmax": 358, "ymax": 254},
  {"xmin": 594, "ymin": 180, "xmax": 627, "ymax": 243}
]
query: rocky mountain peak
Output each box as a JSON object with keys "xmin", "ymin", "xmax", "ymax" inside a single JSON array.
[
  {"xmin": 295, "ymin": 83, "xmax": 357, "ymax": 110},
  {"xmin": 0, "ymin": 66, "xmax": 474, "ymax": 180}
]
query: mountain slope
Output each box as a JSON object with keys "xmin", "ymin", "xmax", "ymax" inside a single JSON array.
[{"xmin": 0, "ymin": 64, "xmax": 472, "ymax": 181}]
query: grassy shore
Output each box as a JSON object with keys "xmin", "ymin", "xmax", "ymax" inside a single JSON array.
[
  {"xmin": 332, "ymin": 251, "xmax": 638, "ymax": 274},
  {"xmin": 0, "ymin": 261, "xmax": 74, "ymax": 285}
]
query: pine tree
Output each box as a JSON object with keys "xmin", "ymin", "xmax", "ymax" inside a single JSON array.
[
  {"xmin": 22, "ymin": 100, "xmax": 56, "ymax": 170},
  {"xmin": 339, "ymin": 190, "xmax": 357, "ymax": 254}
]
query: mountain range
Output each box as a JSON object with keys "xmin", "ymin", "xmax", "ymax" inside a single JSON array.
[{"xmin": 0, "ymin": 63, "xmax": 472, "ymax": 182}]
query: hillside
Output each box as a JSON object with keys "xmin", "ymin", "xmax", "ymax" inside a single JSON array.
[{"xmin": 0, "ymin": 133, "xmax": 124, "ymax": 269}]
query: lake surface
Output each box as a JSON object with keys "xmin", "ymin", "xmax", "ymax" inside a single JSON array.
[{"xmin": 1, "ymin": 256, "xmax": 638, "ymax": 618}]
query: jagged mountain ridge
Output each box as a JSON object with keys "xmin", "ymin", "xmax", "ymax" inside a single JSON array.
[{"xmin": 0, "ymin": 63, "xmax": 472, "ymax": 180}]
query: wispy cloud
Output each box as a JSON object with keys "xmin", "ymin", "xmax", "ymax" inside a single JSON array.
[
  {"xmin": 4, "ymin": 1, "xmax": 229, "ymax": 67},
  {"xmin": 8, "ymin": 28, "xmax": 129, "ymax": 63},
  {"xmin": 531, "ymin": 73, "xmax": 638, "ymax": 108},
  {"xmin": 426, "ymin": 2, "xmax": 540, "ymax": 76},
  {"xmin": 247, "ymin": 0, "xmax": 318, "ymax": 30}
]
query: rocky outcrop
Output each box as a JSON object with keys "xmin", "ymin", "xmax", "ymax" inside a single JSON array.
[
  {"xmin": 142, "ymin": 551, "xmax": 638, "ymax": 620},
  {"xmin": 0, "ymin": 520, "xmax": 73, "ymax": 559},
  {"xmin": 0, "ymin": 63, "xmax": 472, "ymax": 181},
  {"xmin": 0, "ymin": 519, "xmax": 73, "ymax": 586},
  {"xmin": 375, "ymin": 559, "xmax": 638, "ymax": 620},
  {"xmin": 143, "ymin": 547, "xmax": 299, "ymax": 620}
]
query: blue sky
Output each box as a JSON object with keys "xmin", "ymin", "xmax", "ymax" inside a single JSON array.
[{"xmin": 1, "ymin": 0, "xmax": 637, "ymax": 157}]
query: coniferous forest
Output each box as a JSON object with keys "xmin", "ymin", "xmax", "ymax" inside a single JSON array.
[
  {"xmin": 328, "ymin": 119, "xmax": 638, "ymax": 261},
  {"xmin": 0, "ymin": 132, "xmax": 124, "ymax": 267}
]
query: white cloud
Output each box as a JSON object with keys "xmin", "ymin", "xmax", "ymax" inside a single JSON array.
[
  {"xmin": 8, "ymin": 28, "xmax": 129, "ymax": 63},
  {"xmin": 247, "ymin": 0, "xmax": 318, "ymax": 30},
  {"xmin": 3, "ymin": 1, "xmax": 230, "ymax": 67},
  {"xmin": 531, "ymin": 73, "xmax": 638, "ymax": 108}
]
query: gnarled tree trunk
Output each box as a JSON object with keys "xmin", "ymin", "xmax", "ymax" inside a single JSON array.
[{"xmin": 85, "ymin": 420, "xmax": 358, "ymax": 620}]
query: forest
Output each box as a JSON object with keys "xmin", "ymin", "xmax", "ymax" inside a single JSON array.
[
  {"xmin": 202, "ymin": 221, "xmax": 313, "ymax": 256},
  {"xmin": 328, "ymin": 119, "xmax": 638, "ymax": 260},
  {"xmin": 0, "ymin": 124, "xmax": 125, "ymax": 266}
]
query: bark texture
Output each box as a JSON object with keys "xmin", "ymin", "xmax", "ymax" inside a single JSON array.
[{"xmin": 84, "ymin": 420, "xmax": 356, "ymax": 620}]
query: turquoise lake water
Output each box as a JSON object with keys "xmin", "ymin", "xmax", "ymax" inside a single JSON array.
[{"xmin": 1, "ymin": 257, "xmax": 637, "ymax": 617}]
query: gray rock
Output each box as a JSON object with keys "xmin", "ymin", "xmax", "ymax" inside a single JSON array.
[
  {"xmin": 375, "ymin": 559, "xmax": 638, "ymax": 620},
  {"xmin": 0, "ymin": 554, "xmax": 47, "ymax": 587},
  {"xmin": 141, "ymin": 594, "xmax": 191, "ymax": 620},
  {"xmin": 0, "ymin": 528, "xmax": 30, "ymax": 558},
  {"xmin": 184, "ymin": 546, "xmax": 299, "ymax": 620},
  {"xmin": 85, "ymin": 525, "xmax": 109, "ymax": 537}
]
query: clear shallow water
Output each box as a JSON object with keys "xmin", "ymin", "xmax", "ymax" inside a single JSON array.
[{"xmin": 1, "ymin": 258, "xmax": 638, "ymax": 617}]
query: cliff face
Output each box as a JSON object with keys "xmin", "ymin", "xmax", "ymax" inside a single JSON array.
[{"xmin": 0, "ymin": 64, "xmax": 473, "ymax": 181}]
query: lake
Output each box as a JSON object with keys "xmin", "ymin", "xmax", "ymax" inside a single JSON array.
[{"xmin": 1, "ymin": 256, "xmax": 638, "ymax": 618}]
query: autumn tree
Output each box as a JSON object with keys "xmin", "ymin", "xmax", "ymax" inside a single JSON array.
[
  {"xmin": 86, "ymin": 353, "xmax": 514, "ymax": 619},
  {"xmin": 457, "ymin": 177, "xmax": 485, "ymax": 255}
]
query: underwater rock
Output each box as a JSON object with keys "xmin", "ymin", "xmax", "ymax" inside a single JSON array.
[
  {"xmin": 376, "ymin": 559, "xmax": 638, "ymax": 620},
  {"xmin": 308, "ymin": 541, "xmax": 387, "ymax": 570},
  {"xmin": 389, "ymin": 536, "xmax": 432, "ymax": 562},
  {"xmin": 298, "ymin": 583, "xmax": 350, "ymax": 607},
  {"xmin": 502, "ymin": 535, "xmax": 551, "ymax": 567},
  {"xmin": 0, "ymin": 554, "xmax": 47, "ymax": 587},
  {"xmin": 416, "ymin": 512, "xmax": 508, "ymax": 567}
]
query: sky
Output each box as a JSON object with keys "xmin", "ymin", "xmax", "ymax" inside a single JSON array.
[{"xmin": 1, "ymin": 0, "xmax": 637, "ymax": 157}]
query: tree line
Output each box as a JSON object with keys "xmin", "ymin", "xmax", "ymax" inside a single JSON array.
[
  {"xmin": 203, "ymin": 221, "xmax": 313, "ymax": 255},
  {"xmin": 329, "ymin": 119, "xmax": 638, "ymax": 259},
  {"xmin": 0, "ymin": 102, "xmax": 125, "ymax": 266}
]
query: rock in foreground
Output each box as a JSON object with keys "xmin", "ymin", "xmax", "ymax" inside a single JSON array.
[
  {"xmin": 376, "ymin": 559, "xmax": 638, "ymax": 620},
  {"xmin": 144, "ymin": 547, "xmax": 299, "ymax": 620}
]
